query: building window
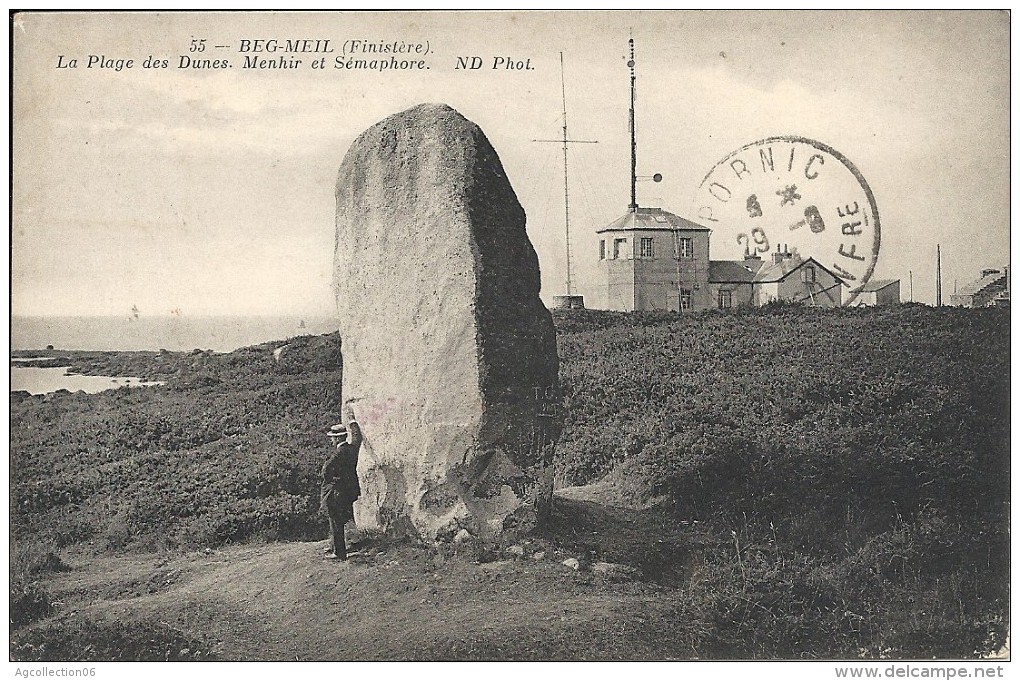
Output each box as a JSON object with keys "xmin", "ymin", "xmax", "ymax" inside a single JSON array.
[
  {"xmin": 599, "ymin": 240, "xmax": 606, "ymax": 260},
  {"xmin": 640, "ymin": 237, "xmax": 654, "ymax": 258},
  {"xmin": 802, "ymin": 265, "xmax": 816, "ymax": 283},
  {"xmin": 680, "ymin": 289, "xmax": 693, "ymax": 311},
  {"xmin": 678, "ymin": 237, "xmax": 693, "ymax": 259},
  {"xmin": 718, "ymin": 290, "xmax": 732, "ymax": 309},
  {"xmin": 613, "ymin": 238, "xmax": 627, "ymax": 259}
]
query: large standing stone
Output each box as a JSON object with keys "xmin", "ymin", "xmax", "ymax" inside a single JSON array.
[{"xmin": 333, "ymin": 103, "xmax": 561, "ymax": 541}]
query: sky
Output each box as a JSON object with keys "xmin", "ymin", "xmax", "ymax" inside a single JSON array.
[{"xmin": 12, "ymin": 10, "xmax": 1010, "ymax": 316}]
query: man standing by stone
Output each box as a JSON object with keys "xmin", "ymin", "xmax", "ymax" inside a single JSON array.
[{"xmin": 321, "ymin": 406, "xmax": 362, "ymax": 560}]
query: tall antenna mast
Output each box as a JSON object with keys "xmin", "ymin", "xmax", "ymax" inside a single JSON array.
[
  {"xmin": 559, "ymin": 53, "xmax": 573, "ymax": 295},
  {"xmin": 628, "ymin": 34, "xmax": 638, "ymax": 211},
  {"xmin": 936, "ymin": 244, "xmax": 943, "ymax": 306},
  {"xmin": 533, "ymin": 53, "xmax": 597, "ymax": 300}
]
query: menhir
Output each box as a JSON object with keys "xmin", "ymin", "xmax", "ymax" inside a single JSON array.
[{"xmin": 333, "ymin": 103, "xmax": 561, "ymax": 541}]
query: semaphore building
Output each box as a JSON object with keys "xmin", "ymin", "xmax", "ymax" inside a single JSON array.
[
  {"xmin": 597, "ymin": 209, "xmax": 845, "ymax": 312},
  {"xmin": 595, "ymin": 37, "xmax": 844, "ymax": 312}
]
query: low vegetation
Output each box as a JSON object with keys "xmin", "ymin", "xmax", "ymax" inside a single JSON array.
[
  {"xmin": 11, "ymin": 618, "xmax": 218, "ymax": 661},
  {"xmin": 554, "ymin": 305, "xmax": 1009, "ymax": 657},
  {"xmin": 11, "ymin": 333, "xmax": 341, "ymax": 553},
  {"xmin": 9, "ymin": 305, "xmax": 1009, "ymax": 659}
]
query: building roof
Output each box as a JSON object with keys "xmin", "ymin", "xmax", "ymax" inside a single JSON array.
[
  {"xmin": 958, "ymin": 270, "xmax": 1006, "ymax": 297},
  {"xmin": 708, "ymin": 260, "xmax": 764, "ymax": 283},
  {"xmin": 597, "ymin": 207, "xmax": 712, "ymax": 234},
  {"xmin": 753, "ymin": 255, "xmax": 846, "ymax": 285},
  {"xmin": 861, "ymin": 279, "xmax": 899, "ymax": 293}
]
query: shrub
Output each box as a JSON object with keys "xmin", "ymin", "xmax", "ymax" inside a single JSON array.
[
  {"xmin": 11, "ymin": 617, "xmax": 218, "ymax": 661},
  {"xmin": 11, "ymin": 540, "xmax": 70, "ymax": 577},
  {"xmin": 10, "ymin": 580, "xmax": 55, "ymax": 630}
]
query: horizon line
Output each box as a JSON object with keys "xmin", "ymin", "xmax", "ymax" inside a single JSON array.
[{"xmin": 10, "ymin": 313, "xmax": 340, "ymax": 319}]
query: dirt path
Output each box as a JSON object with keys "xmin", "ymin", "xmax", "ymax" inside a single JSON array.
[{"xmin": 37, "ymin": 495, "xmax": 700, "ymax": 660}]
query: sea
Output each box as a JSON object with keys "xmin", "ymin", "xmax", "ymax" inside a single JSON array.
[
  {"xmin": 10, "ymin": 366, "xmax": 166, "ymax": 395},
  {"xmin": 11, "ymin": 315, "xmax": 339, "ymax": 353}
]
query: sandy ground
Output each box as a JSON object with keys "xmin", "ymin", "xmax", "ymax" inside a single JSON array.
[{"xmin": 34, "ymin": 494, "xmax": 697, "ymax": 661}]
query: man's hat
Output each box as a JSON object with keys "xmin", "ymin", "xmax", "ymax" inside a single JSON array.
[{"xmin": 326, "ymin": 424, "xmax": 348, "ymax": 439}]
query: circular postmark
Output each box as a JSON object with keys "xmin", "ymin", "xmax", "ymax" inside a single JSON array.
[{"xmin": 693, "ymin": 136, "xmax": 880, "ymax": 305}]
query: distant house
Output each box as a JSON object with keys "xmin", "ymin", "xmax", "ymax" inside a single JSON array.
[
  {"xmin": 950, "ymin": 267, "xmax": 1010, "ymax": 308},
  {"xmin": 851, "ymin": 279, "xmax": 900, "ymax": 306},
  {"xmin": 707, "ymin": 257, "xmax": 761, "ymax": 309},
  {"xmin": 745, "ymin": 248, "xmax": 845, "ymax": 308},
  {"xmin": 707, "ymin": 248, "xmax": 846, "ymax": 309}
]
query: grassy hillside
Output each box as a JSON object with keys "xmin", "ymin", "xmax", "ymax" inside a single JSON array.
[
  {"xmin": 9, "ymin": 305, "xmax": 1010, "ymax": 659},
  {"xmin": 553, "ymin": 304, "xmax": 1010, "ymax": 657},
  {"xmin": 11, "ymin": 334, "xmax": 342, "ymax": 553}
]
